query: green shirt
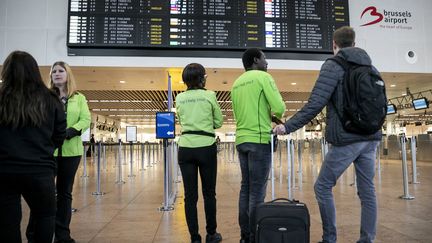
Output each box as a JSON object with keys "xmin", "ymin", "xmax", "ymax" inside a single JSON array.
[
  {"xmin": 55, "ymin": 92, "xmax": 91, "ymax": 156},
  {"xmin": 231, "ymin": 70, "xmax": 285, "ymax": 145},
  {"xmin": 176, "ymin": 89, "xmax": 223, "ymax": 148}
]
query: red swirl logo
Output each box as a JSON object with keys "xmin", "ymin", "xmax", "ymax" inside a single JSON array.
[{"xmin": 360, "ymin": 6, "xmax": 384, "ymax": 26}]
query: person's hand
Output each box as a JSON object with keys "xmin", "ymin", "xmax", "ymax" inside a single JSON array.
[
  {"xmin": 65, "ymin": 127, "xmax": 81, "ymax": 139},
  {"xmin": 273, "ymin": 124, "xmax": 286, "ymax": 135}
]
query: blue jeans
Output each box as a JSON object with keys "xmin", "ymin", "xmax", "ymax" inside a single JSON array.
[
  {"xmin": 314, "ymin": 141, "xmax": 379, "ymax": 243},
  {"xmin": 237, "ymin": 143, "xmax": 271, "ymax": 242}
]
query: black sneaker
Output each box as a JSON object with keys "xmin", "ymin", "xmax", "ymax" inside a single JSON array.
[
  {"xmin": 239, "ymin": 235, "xmax": 250, "ymax": 243},
  {"xmin": 54, "ymin": 239, "xmax": 75, "ymax": 243},
  {"xmin": 206, "ymin": 232, "xmax": 222, "ymax": 243}
]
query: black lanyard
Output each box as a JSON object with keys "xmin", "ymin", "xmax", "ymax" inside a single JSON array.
[{"xmin": 61, "ymin": 96, "xmax": 68, "ymax": 114}]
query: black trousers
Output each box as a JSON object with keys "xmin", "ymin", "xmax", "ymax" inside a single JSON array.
[
  {"xmin": 54, "ymin": 156, "xmax": 81, "ymax": 241},
  {"xmin": 0, "ymin": 173, "xmax": 56, "ymax": 243},
  {"xmin": 178, "ymin": 143, "xmax": 218, "ymax": 242},
  {"xmin": 27, "ymin": 156, "xmax": 82, "ymax": 241}
]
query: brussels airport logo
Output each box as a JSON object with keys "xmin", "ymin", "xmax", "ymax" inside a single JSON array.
[
  {"xmin": 360, "ymin": 6, "xmax": 413, "ymax": 30},
  {"xmin": 360, "ymin": 7, "xmax": 383, "ymax": 26}
]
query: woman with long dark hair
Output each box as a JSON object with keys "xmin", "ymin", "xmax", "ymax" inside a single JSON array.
[
  {"xmin": 26, "ymin": 61, "xmax": 91, "ymax": 243},
  {"xmin": 0, "ymin": 51, "xmax": 66, "ymax": 242},
  {"xmin": 176, "ymin": 63, "xmax": 223, "ymax": 243}
]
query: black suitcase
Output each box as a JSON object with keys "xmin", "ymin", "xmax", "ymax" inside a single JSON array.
[{"xmin": 255, "ymin": 198, "xmax": 310, "ymax": 243}]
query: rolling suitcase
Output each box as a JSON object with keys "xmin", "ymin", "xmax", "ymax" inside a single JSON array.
[{"xmin": 255, "ymin": 198, "xmax": 310, "ymax": 243}]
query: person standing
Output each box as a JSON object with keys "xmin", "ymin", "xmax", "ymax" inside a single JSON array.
[
  {"xmin": 273, "ymin": 26, "xmax": 382, "ymax": 243},
  {"xmin": 231, "ymin": 48, "xmax": 286, "ymax": 243},
  {"xmin": 51, "ymin": 61, "xmax": 91, "ymax": 243},
  {"xmin": 27, "ymin": 61, "xmax": 91, "ymax": 243},
  {"xmin": 0, "ymin": 51, "xmax": 66, "ymax": 243},
  {"xmin": 87, "ymin": 133, "xmax": 95, "ymax": 157},
  {"xmin": 176, "ymin": 63, "xmax": 223, "ymax": 243}
]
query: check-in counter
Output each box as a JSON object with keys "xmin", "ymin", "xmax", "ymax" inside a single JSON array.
[
  {"xmin": 382, "ymin": 134, "xmax": 431, "ymax": 162},
  {"xmin": 417, "ymin": 134, "xmax": 432, "ymax": 162},
  {"xmin": 386, "ymin": 135, "xmax": 401, "ymax": 160}
]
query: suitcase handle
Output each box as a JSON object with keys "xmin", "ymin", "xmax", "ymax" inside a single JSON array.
[{"xmin": 268, "ymin": 198, "xmax": 299, "ymax": 203}]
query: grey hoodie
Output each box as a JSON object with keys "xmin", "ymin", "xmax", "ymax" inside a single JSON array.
[{"xmin": 284, "ymin": 47, "xmax": 382, "ymax": 146}]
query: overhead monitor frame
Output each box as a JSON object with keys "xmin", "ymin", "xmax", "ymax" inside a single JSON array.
[
  {"xmin": 412, "ymin": 97, "xmax": 429, "ymax": 110},
  {"xmin": 387, "ymin": 104, "xmax": 397, "ymax": 115}
]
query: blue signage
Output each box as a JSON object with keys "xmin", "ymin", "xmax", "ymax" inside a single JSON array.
[{"xmin": 156, "ymin": 112, "xmax": 176, "ymax": 139}]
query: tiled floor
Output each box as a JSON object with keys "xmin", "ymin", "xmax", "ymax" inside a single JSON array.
[{"xmin": 19, "ymin": 144, "xmax": 432, "ymax": 243}]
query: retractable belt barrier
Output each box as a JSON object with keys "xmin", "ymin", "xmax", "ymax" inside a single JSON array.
[
  {"xmin": 400, "ymin": 136, "xmax": 415, "ymax": 200},
  {"xmin": 410, "ymin": 136, "xmax": 419, "ymax": 184},
  {"xmin": 81, "ymin": 144, "xmax": 89, "ymax": 178},
  {"xmin": 116, "ymin": 141, "xmax": 125, "ymax": 184},
  {"xmin": 92, "ymin": 142, "xmax": 105, "ymax": 196},
  {"xmin": 128, "ymin": 142, "xmax": 136, "ymax": 178}
]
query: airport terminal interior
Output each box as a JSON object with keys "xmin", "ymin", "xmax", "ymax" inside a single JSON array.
[
  {"xmin": 14, "ymin": 66, "xmax": 432, "ymax": 243},
  {"xmin": 1, "ymin": 0, "xmax": 432, "ymax": 242},
  {"xmin": 4, "ymin": 34, "xmax": 432, "ymax": 243}
]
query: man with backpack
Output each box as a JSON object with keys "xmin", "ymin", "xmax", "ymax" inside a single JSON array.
[{"xmin": 273, "ymin": 26, "xmax": 386, "ymax": 243}]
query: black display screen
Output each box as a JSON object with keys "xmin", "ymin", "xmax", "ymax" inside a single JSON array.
[
  {"xmin": 67, "ymin": 0, "xmax": 349, "ymax": 58},
  {"xmin": 412, "ymin": 98, "xmax": 429, "ymax": 110},
  {"xmin": 387, "ymin": 104, "xmax": 397, "ymax": 115}
]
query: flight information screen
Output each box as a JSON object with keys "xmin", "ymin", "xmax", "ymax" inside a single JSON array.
[{"xmin": 67, "ymin": 0, "xmax": 349, "ymax": 57}]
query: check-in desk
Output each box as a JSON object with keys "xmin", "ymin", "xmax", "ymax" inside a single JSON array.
[
  {"xmin": 383, "ymin": 134, "xmax": 431, "ymax": 162},
  {"xmin": 385, "ymin": 135, "xmax": 401, "ymax": 160},
  {"xmin": 417, "ymin": 134, "xmax": 432, "ymax": 162}
]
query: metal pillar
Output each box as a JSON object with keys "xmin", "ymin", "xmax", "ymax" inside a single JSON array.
[
  {"xmin": 410, "ymin": 136, "xmax": 419, "ymax": 184},
  {"xmin": 400, "ymin": 136, "xmax": 414, "ymax": 200},
  {"xmin": 92, "ymin": 142, "xmax": 105, "ymax": 196}
]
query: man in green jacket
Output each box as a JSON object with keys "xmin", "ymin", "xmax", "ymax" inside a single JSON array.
[{"xmin": 231, "ymin": 48, "xmax": 285, "ymax": 243}]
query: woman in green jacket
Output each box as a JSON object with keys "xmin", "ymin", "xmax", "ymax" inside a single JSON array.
[
  {"xmin": 47, "ymin": 61, "xmax": 91, "ymax": 243},
  {"xmin": 26, "ymin": 61, "xmax": 90, "ymax": 243},
  {"xmin": 176, "ymin": 63, "xmax": 223, "ymax": 243}
]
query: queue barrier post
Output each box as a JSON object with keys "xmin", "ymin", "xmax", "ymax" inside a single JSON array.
[
  {"xmin": 115, "ymin": 141, "xmax": 125, "ymax": 185},
  {"xmin": 400, "ymin": 136, "xmax": 414, "ymax": 200},
  {"xmin": 92, "ymin": 142, "xmax": 105, "ymax": 196}
]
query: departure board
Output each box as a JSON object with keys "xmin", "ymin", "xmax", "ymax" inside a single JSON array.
[{"xmin": 67, "ymin": 0, "xmax": 349, "ymax": 58}]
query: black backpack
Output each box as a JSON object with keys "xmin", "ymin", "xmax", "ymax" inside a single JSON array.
[{"xmin": 329, "ymin": 56, "xmax": 387, "ymax": 135}]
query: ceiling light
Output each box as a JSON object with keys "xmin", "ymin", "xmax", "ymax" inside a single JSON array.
[
  {"xmin": 390, "ymin": 84, "xmax": 396, "ymax": 87},
  {"xmin": 119, "ymin": 80, "xmax": 126, "ymax": 84},
  {"xmin": 291, "ymin": 82, "xmax": 297, "ymax": 85},
  {"xmin": 0, "ymin": 79, "xmax": 3, "ymax": 83}
]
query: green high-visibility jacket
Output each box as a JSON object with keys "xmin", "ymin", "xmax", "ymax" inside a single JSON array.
[
  {"xmin": 55, "ymin": 92, "xmax": 91, "ymax": 156},
  {"xmin": 176, "ymin": 89, "xmax": 223, "ymax": 148},
  {"xmin": 231, "ymin": 70, "xmax": 285, "ymax": 145}
]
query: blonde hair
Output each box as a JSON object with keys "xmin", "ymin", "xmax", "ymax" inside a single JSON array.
[{"xmin": 49, "ymin": 61, "xmax": 77, "ymax": 97}]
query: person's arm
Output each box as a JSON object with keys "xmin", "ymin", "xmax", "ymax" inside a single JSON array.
[
  {"xmin": 261, "ymin": 74, "xmax": 285, "ymax": 118},
  {"xmin": 69, "ymin": 94, "xmax": 91, "ymax": 134},
  {"xmin": 280, "ymin": 60, "xmax": 342, "ymax": 134},
  {"xmin": 175, "ymin": 98, "xmax": 182, "ymax": 127},
  {"xmin": 52, "ymin": 99, "xmax": 67, "ymax": 148},
  {"xmin": 211, "ymin": 92, "xmax": 223, "ymax": 129}
]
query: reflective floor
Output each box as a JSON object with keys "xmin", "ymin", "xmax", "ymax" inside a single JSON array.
[{"xmin": 19, "ymin": 144, "xmax": 432, "ymax": 243}]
